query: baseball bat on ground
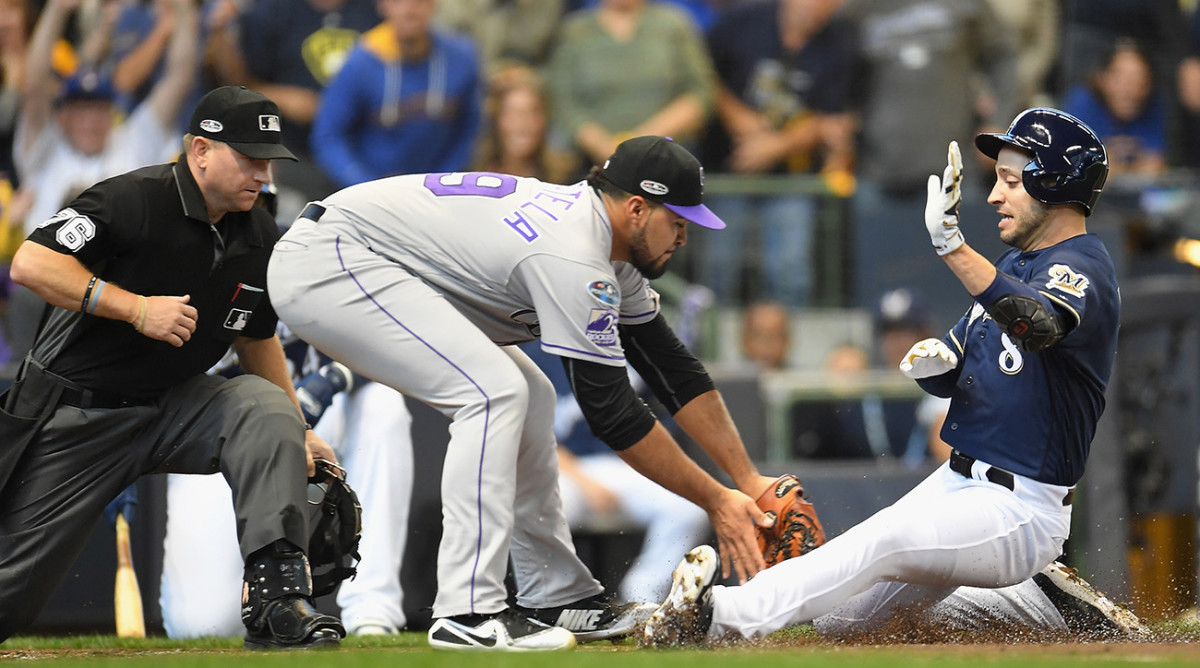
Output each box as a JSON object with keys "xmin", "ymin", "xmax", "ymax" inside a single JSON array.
[{"xmin": 114, "ymin": 512, "xmax": 146, "ymax": 638}]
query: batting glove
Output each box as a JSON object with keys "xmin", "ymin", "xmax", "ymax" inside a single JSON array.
[
  {"xmin": 924, "ymin": 141, "xmax": 965, "ymax": 256},
  {"xmin": 899, "ymin": 338, "xmax": 959, "ymax": 379}
]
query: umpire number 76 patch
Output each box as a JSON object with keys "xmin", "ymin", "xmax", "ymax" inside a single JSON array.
[{"xmin": 43, "ymin": 208, "xmax": 97, "ymax": 252}]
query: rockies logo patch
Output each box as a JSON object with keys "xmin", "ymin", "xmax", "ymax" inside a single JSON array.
[{"xmin": 585, "ymin": 309, "xmax": 618, "ymax": 346}]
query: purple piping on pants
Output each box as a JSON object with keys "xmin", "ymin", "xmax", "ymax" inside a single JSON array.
[{"xmin": 335, "ymin": 236, "xmax": 490, "ymax": 614}]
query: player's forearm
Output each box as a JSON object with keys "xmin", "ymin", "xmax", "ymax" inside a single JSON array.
[
  {"xmin": 11, "ymin": 241, "xmax": 154, "ymax": 326},
  {"xmin": 672, "ymin": 389, "xmax": 762, "ymax": 493},
  {"xmin": 233, "ymin": 335, "xmax": 304, "ymax": 412},
  {"xmin": 615, "ymin": 421, "xmax": 729, "ymax": 511},
  {"xmin": 147, "ymin": 0, "xmax": 198, "ymax": 127},
  {"xmin": 112, "ymin": 20, "xmax": 172, "ymax": 94},
  {"xmin": 940, "ymin": 242, "xmax": 997, "ymax": 297},
  {"xmin": 23, "ymin": 0, "xmax": 70, "ymax": 99}
]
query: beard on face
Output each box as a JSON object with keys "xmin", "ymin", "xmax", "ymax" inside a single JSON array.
[
  {"xmin": 1000, "ymin": 198, "xmax": 1052, "ymax": 250},
  {"xmin": 629, "ymin": 225, "xmax": 670, "ymax": 279}
]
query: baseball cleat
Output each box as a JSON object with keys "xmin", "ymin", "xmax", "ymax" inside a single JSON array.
[
  {"xmin": 641, "ymin": 545, "xmax": 718, "ymax": 647},
  {"xmin": 348, "ymin": 620, "xmax": 399, "ymax": 636},
  {"xmin": 242, "ymin": 595, "xmax": 344, "ymax": 650},
  {"xmin": 428, "ymin": 608, "xmax": 576, "ymax": 651},
  {"xmin": 241, "ymin": 546, "xmax": 345, "ymax": 650},
  {"xmin": 1033, "ymin": 561, "xmax": 1149, "ymax": 638},
  {"xmin": 519, "ymin": 592, "xmax": 657, "ymax": 642}
]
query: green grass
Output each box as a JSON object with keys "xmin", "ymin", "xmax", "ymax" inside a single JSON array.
[{"xmin": 2, "ymin": 627, "xmax": 1198, "ymax": 668}]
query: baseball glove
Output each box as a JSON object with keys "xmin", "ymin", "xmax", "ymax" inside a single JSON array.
[
  {"xmin": 755, "ymin": 474, "xmax": 827, "ymax": 566},
  {"xmin": 307, "ymin": 460, "xmax": 363, "ymax": 597}
]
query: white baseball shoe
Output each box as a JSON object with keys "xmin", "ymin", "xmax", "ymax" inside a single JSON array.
[
  {"xmin": 348, "ymin": 621, "xmax": 398, "ymax": 636},
  {"xmin": 1033, "ymin": 561, "xmax": 1149, "ymax": 638},
  {"xmin": 428, "ymin": 608, "xmax": 576, "ymax": 651},
  {"xmin": 641, "ymin": 545, "xmax": 718, "ymax": 647}
]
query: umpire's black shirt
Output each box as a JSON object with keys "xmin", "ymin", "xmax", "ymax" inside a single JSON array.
[{"xmin": 26, "ymin": 161, "xmax": 280, "ymax": 399}]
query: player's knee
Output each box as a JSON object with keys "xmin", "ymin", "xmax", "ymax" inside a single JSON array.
[
  {"xmin": 482, "ymin": 370, "xmax": 533, "ymax": 416},
  {"xmin": 523, "ymin": 370, "xmax": 555, "ymax": 412},
  {"xmin": 223, "ymin": 376, "xmax": 307, "ymax": 460}
]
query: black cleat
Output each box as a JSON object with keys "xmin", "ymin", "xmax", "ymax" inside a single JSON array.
[
  {"xmin": 519, "ymin": 592, "xmax": 657, "ymax": 642},
  {"xmin": 241, "ymin": 543, "xmax": 345, "ymax": 650},
  {"xmin": 243, "ymin": 595, "xmax": 344, "ymax": 650}
]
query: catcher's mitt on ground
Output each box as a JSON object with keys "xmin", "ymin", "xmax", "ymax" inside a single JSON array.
[
  {"xmin": 755, "ymin": 474, "xmax": 826, "ymax": 566},
  {"xmin": 307, "ymin": 459, "xmax": 363, "ymax": 596}
]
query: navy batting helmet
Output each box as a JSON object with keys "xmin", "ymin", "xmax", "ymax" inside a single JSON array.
[{"xmin": 975, "ymin": 108, "xmax": 1108, "ymax": 216}]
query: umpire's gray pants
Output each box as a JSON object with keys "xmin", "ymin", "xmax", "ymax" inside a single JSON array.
[{"xmin": 0, "ymin": 372, "xmax": 310, "ymax": 641}]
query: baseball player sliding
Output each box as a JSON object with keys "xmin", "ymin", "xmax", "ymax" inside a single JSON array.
[
  {"xmin": 266, "ymin": 136, "xmax": 777, "ymax": 651},
  {"xmin": 643, "ymin": 108, "xmax": 1123, "ymax": 644}
]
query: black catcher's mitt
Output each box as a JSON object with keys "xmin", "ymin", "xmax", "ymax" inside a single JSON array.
[{"xmin": 307, "ymin": 459, "xmax": 363, "ymax": 597}]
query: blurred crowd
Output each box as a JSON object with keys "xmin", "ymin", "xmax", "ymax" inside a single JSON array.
[{"xmin": 1, "ymin": 0, "xmax": 1198, "ymax": 373}]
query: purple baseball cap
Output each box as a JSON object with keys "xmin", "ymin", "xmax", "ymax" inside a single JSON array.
[{"xmin": 600, "ymin": 136, "xmax": 726, "ymax": 229}]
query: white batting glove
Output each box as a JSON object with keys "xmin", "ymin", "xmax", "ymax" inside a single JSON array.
[
  {"xmin": 924, "ymin": 141, "xmax": 965, "ymax": 256},
  {"xmin": 899, "ymin": 338, "xmax": 959, "ymax": 379}
]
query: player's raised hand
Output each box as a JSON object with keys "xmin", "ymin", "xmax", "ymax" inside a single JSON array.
[
  {"xmin": 707, "ymin": 487, "xmax": 771, "ymax": 584},
  {"xmin": 133, "ymin": 295, "xmax": 197, "ymax": 347},
  {"xmin": 899, "ymin": 337, "xmax": 959, "ymax": 379},
  {"xmin": 925, "ymin": 141, "xmax": 965, "ymax": 256}
]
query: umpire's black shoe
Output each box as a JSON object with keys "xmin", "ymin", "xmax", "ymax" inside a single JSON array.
[
  {"xmin": 243, "ymin": 595, "xmax": 344, "ymax": 650},
  {"xmin": 242, "ymin": 542, "xmax": 345, "ymax": 650},
  {"xmin": 1033, "ymin": 561, "xmax": 1148, "ymax": 639},
  {"xmin": 518, "ymin": 592, "xmax": 657, "ymax": 642}
]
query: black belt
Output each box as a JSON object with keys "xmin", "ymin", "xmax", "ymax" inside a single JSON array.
[
  {"xmin": 300, "ymin": 202, "xmax": 326, "ymax": 222},
  {"xmin": 949, "ymin": 449, "xmax": 1074, "ymax": 506},
  {"xmin": 949, "ymin": 449, "xmax": 1015, "ymax": 491},
  {"xmin": 24, "ymin": 359, "xmax": 153, "ymax": 410},
  {"xmin": 58, "ymin": 385, "xmax": 154, "ymax": 409}
]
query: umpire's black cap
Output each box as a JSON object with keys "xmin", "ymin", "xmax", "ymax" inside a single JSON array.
[
  {"xmin": 601, "ymin": 136, "xmax": 726, "ymax": 229},
  {"xmin": 188, "ymin": 86, "xmax": 297, "ymax": 161}
]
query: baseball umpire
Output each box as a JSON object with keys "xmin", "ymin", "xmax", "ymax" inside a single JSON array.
[
  {"xmin": 643, "ymin": 107, "xmax": 1121, "ymax": 644},
  {"xmin": 0, "ymin": 86, "xmax": 344, "ymax": 649},
  {"xmin": 267, "ymin": 136, "xmax": 778, "ymax": 651}
]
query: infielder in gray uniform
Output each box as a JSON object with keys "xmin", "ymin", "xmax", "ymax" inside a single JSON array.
[{"xmin": 268, "ymin": 136, "xmax": 777, "ymax": 651}]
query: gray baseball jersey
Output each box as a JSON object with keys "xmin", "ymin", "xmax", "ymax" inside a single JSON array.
[{"xmin": 317, "ymin": 173, "xmax": 660, "ymax": 364}]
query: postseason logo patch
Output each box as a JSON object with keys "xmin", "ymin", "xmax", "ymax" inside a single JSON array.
[
  {"xmin": 588, "ymin": 280, "xmax": 619, "ymax": 307},
  {"xmin": 585, "ymin": 309, "xmax": 619, "ymax": 346}
]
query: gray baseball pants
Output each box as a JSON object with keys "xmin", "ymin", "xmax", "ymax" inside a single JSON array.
[{"xmin": 0, "ymin": 363, "xmax": 310, "ymax": 641}]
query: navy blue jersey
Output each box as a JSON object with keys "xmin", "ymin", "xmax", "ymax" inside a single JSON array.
[{"xmin": 917, "ymin": 234, "xmax": 1119, "ymax": 486}]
